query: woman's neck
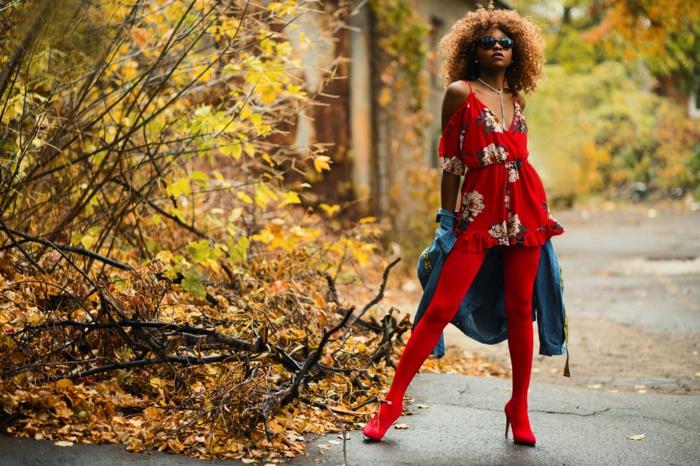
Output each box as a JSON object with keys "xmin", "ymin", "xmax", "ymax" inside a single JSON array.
[{"xmin": 476, "ymin": 71, "xmax": 506, "ymax": 91}]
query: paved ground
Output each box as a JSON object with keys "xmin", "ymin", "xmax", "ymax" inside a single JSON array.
[
  {"xmin": 2, "ymin": 373, "xmax": 698, "ymax": 465},
  {"xmin": 288, "ymin": 373, "xmax": 699, "ymax": 466}
]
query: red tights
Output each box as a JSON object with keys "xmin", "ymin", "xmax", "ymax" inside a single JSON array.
[{"xmin": 363, "ymin": 244, "xmax": 541, "ymax": 441}]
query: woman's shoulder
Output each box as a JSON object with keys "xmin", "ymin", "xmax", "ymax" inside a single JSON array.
[
  {"xmin": 441, "ymin": 80, "xmax": 471, "ymax": 128},
  {"xmin": 445, "ymin": 79, "xmax": 471, "ymax": 102}
]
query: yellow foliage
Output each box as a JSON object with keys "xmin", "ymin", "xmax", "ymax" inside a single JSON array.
[
  {"xmin": 319, "ymin": 203, "xmax": 340, "ymax": 217},
  {"xmin": 313, "ymin": 156, "xmax": 331, "ymax": 173},
  {"xmin": 279, "ymin": 191, "xmax": 301, "ymax": 207}
]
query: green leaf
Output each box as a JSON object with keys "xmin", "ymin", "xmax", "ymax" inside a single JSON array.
[
  {"xmin": 186, "ymin": 239, "xmax": 211, "ymax": 264},
  {"xmin": 181, "ymin": 271, "xmax": 206, "ymax": 299}
]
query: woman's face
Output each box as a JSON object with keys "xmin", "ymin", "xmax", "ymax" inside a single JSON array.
[{"xmin": 475, "ymin": 27, "xmax": 513, "ymax": 71}]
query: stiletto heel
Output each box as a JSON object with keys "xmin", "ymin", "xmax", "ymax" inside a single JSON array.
[
  {"xmin": 362, "ymin": 398, "xmax": 403, "ymax": 441},
  {"xmin": 504, "ymin": 399, "xmax": 536, "ymax": 446}
]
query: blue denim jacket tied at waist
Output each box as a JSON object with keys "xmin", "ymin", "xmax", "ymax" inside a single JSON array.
[{"xmin": 414, "ymin": 208, "xmax": 571, "ymax": 377}]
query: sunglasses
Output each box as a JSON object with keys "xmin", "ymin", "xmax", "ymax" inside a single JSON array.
[{"xmin": 476, "ymin": 36, "xmax": 513, "ymax": 50}]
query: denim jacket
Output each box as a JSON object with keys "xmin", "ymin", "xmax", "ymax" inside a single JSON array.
[{"xmin": 414, "ymin": 208, "xmax": 571, "ymax": 377}]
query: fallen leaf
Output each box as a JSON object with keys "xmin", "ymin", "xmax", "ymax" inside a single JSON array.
[
  {"xmin": 55, "ymin": 379, "xmax": 73, "ymax": 389},
  {"xmin": 394, "ymin": 423, "xmax": 409, "ymax": 429},
  {"xmin": 54, "ymin": 440, "xmax": 74, "ymax": 447},
  {"xmin": 627, "ymin": 433, "xmax": 646, "ymax": 441},
  {"xmin": 143, "ymin": 406, "xmax": 163, "ymax": 420}
]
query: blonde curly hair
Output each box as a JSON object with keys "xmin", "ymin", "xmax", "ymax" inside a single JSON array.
[{"xmin": 438, "ymin": 1, "xmax": 546, "ymax": 95}]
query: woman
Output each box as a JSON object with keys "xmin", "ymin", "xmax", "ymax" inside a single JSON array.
[{"xmin": 362, "ymin": 2, "xmax": 565, "ymax": 447}]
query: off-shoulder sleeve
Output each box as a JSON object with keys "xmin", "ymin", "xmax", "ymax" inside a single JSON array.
[{"xmin": 437, "ymin": 100, "xmax": 468, "ymax": 176}]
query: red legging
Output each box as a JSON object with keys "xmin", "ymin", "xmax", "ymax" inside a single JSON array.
[{"xmin": 384, "ymin": 244, "xmax": 541, "ymax": 411}]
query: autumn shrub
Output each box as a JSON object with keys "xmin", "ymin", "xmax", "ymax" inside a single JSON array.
[{"xmin": 0, "ymin": 0, "xmax": 413, "ymax": 461}]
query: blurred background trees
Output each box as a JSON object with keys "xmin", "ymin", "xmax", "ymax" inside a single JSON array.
[{"xmin": 509, "ymin": 0, "xmax": 700, "ymax": 204}]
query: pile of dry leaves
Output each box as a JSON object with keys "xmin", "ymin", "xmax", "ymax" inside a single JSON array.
[{"xmin": 0, "ymin": 245, "xmax": 504, "ymax": 463}]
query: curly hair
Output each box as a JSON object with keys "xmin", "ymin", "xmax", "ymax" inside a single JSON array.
[{"xmin": 437, "ymin": 2, "xmax": 546, "ymax": 95}]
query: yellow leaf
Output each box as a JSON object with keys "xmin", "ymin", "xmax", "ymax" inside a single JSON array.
[
  {"xmin": 149, "ymin": 377, "xmax": 164, "ymax": 388},
  {"xmin": 170, "ymin": 207, "xmax": 187, "ymax": 223},
  {"xmin": 244, "ymin": 142, "xmax": 255, "ymax": 157},
  {"xmin": 280, "ymin": 191, "xmax": 301, "ymax": 206},
  {"xmin": 80, "ymin": 234, "xmax": 97, "ymax": 249},
  {"xmin": 262, "ymin": 152, "xmax": 276, "ymax": 167},
  {"xmin": 253, "ymin": 183, "xmax": 278, "ymax": 209},
  {"xmin": 228, "ymin": 207, "xmax": 243, "ymax": 222},
  {"xmin": 319, "ymin": 203, "xmax": 340, "ymax": 216},
  {"xmin": 54, "ymin": 441, "xmax": 74, "ymax": 447},
  {"xmin": 359, "ymin": 216, "xmax": 376, "ymax": 224},
  {"xmin": 313, "ymin": 155, "xmax": 331, "ymax": 173},
  {"xmin": 220, "ymin": 143, "xmax": 242, "ymax": 160},
  {"xmin": 155, "ymin": 250, "xmax": 173, "ymax": 263},
  {"xmin": 189, "ymin": 170, "xmax": 209, "ymax": 183},
  {"xmin": 237, "ymin": 191, "xmax": 253, "ymax": 204},
  {"xmin": 166, "ymin": 178, "xmax": 191, "ymax": 198}
]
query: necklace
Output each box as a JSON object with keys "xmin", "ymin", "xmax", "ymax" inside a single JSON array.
[{"xmin": 477, "ymin": 77, "xmax": 507, "ymax": 131}]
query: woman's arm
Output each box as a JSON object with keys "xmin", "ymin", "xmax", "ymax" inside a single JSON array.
[
  {"xmin": 439, "ymin": 82, "xmax": 470, "ymax": 211},
  {"xmin": 441, "ymin": 172, "xmax": 461, "ymax": 211}
]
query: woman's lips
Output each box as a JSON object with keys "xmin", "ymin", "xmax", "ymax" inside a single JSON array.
[{"xmin": 492, "ymin": 53, "xmax": 504, "ymax": 59}]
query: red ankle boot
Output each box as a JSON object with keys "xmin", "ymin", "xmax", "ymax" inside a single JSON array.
[
  {"xmin": 504, "ymin": 398, "xmax": 536, "ymax": 446},
  {"xmin": 362, "ymin": 399, "xmax": 403, "ymax": 441}
]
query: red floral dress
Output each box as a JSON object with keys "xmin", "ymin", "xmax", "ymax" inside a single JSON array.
[{"xmin": 438, "ymin": 80, "xmax": 564, "ymax": 253}]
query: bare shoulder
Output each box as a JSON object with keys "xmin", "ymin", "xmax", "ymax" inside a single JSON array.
[{"xmin": 441, "ymin": 80, "xmax": 470, "ymax": 128}]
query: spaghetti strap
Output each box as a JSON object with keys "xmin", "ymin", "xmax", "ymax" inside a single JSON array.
[{"xmin": 463, "ymin": 79, "xmax": 473, "ymax": 96}]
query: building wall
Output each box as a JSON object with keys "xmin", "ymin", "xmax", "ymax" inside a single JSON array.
[
  {"xmin": 418, "ymin": 1, "xmax": 477, "ymax": 171},
  {"xmin": 292, "ymin": 0, "xmax": 515, "ymax": 218}
]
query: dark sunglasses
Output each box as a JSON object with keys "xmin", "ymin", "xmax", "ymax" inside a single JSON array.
[{"xmin": 476, "ymin": 36, "xmax": 513, "ymax": 50}]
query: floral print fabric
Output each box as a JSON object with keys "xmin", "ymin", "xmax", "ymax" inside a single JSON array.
[{"xmin": 437, "ymin": 80, "xmax": 564, "ymax": 253}]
